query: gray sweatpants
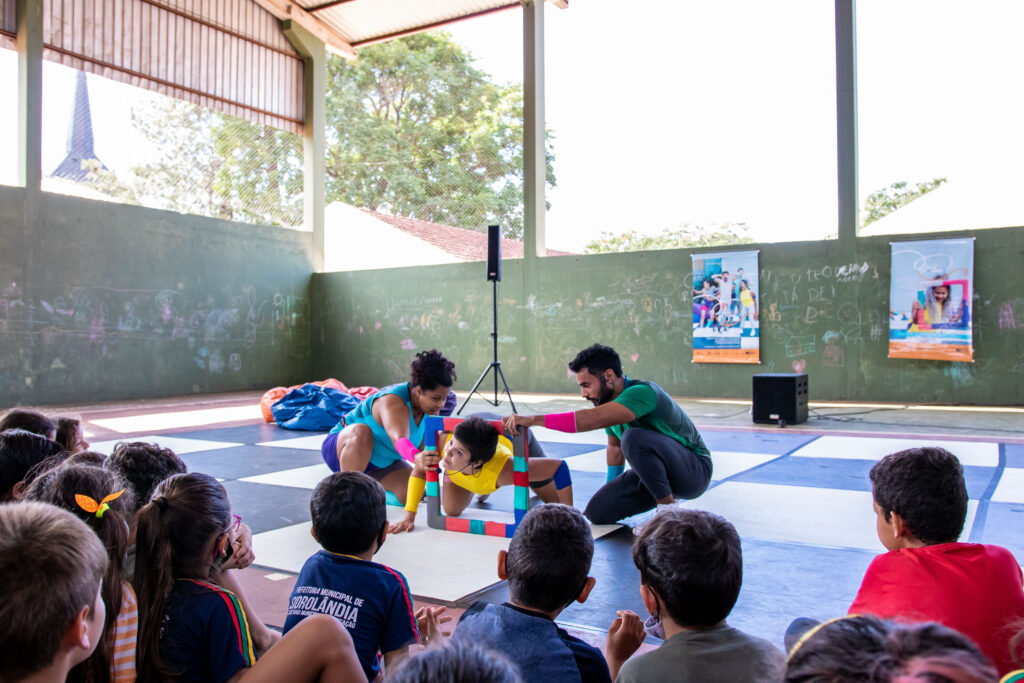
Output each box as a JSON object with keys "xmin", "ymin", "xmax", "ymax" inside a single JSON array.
[{"xmin": 584, "ymin": 428, "xmax": 712, "ymax": 524}]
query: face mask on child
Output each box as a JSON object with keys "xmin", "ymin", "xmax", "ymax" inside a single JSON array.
[{"xmin": 643, "ymin": 613, "xmax": 666, "ymax": 640}]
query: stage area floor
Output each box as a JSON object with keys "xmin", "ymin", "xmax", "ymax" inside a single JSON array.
[{"xmin": 30, "ymin": 390, "xmax": 1024, "ymax": 654}]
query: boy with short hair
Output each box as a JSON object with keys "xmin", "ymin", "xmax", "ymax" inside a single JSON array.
[
  {"xmin": 0, "ymin": 501, "xmax": 108, "ymax": 682},
  {"xmin": 617, "ymin": 508, "xmax": 785, "ymax": 682},
  {"xmin": 283, "ymin": 471, "xmax": 421, "ymax": 681},
  {"xmin": 850, "ymin": 446, "xmax": 1024, "ymax": 674},
  {"xmin": 452, "ymin": 504, "xmax": 645, "ymax": 682}
]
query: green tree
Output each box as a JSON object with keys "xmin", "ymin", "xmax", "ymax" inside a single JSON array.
[
  {"xmin": 117, "ymin": 32, "xmax": 552, "ymax": 235},
  {"xmin": 584, "ymin": 222, "xmax": 755, "ymax": 254},
  {"xmin": 324, "ymin": 32, "xmax": 554, "ymax": 238},
  {"xmin": 861, "ymin": 177, "xmax": 947, "ymax": 227}
]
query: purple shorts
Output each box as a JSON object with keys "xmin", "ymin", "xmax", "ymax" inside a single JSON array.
[{"xmin": 320, "ymin": 430, "xmax": 408, "ymax": 481}]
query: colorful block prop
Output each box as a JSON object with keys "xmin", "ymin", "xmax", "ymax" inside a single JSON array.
[{"xmin": 422, "ymin": 415, "xmax": 529, "ymax": 538}]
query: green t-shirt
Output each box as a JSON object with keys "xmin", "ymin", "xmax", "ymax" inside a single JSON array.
[{"xmin": 606, "ymin": 378, "xmax": 710, "ymax": 457}]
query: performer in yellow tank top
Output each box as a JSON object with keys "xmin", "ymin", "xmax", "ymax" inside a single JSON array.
[{"xmin": 390, "ymin": 417, "xmax": 574, "ymax": 533}]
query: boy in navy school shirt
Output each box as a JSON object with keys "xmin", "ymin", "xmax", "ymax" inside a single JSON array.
[
  {"xmin": 284, "ymin": 471, "xmax": 423, "ymax": 681},
  {"xmin": 452, "ymin": 504, "xmax": 645, "ymax": 682}
]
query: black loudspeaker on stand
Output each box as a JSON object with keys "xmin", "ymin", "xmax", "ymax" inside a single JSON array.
[{"xmin": 458, "ymin": 225, "xmax": 517, "ymax": 414}]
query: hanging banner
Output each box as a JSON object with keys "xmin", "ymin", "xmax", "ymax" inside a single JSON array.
[
  {"xmin": 692, "ymin": 250, "xmax": 760, "ymax": 363},
  {"xmin": 889, "ymin": 238, "xmax": 974, "ymax": 362}
]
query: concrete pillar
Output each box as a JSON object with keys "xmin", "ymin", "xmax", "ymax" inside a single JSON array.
[
  {"xmin": 283, "ymin": 21, "xmax": 327, "ymax": 272},
  {"xmin": 835, "ymin": 0, "xmax": 859, "ymax": 250},
  {"xmin": 16, "ymin": 0, "xmax": 42, "ymax": 194},
  {"xmin": 522, "ymin": 0, "xmax": 546, "ymax": 259}
]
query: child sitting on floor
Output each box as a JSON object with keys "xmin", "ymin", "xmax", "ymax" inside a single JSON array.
[
  {"xmin": 784, "ymin": 614, "xmax": 998, "ymax": 682},
  {"xmin": 850, "ymin": 446, "xmax": 1024, "ymax": 675},
  {"xmin": 452, "ymin": 504, "xmax": 645, "ymax": 682},
  {"xmin": 617, "ymin": 507, "xmax": 785, "ymax": 682},
  {"xmin": 0, "ymin": 501, "xmax": 108, "ymax": 683},
  {"xmin": 0, "ymin": 428, "xmax": 64, "ymax": 501},
  {"xmin": 105, "ymin": 440, "xmax": 281, "ymax": 655},
  {"xmin": 390, "ymin": 416, "xmax": 573, "ymax": 533},
  {"xmin": 133, "ymin": 471, "xmax": 363, "ymax": 682},
  {"xmin": 283, "ymin": 471, "xmax": 427, "ymax": 681},
  {"xmin": 27, "ymin": 464, "xmax": 139, "ymax": 682}
]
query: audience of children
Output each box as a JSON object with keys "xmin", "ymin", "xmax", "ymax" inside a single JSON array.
[
  {"xmin": 283, "ymin": 471, "xmax": 423, "ymax": 680},
  {"xmin": 617, "ymin": 507, "xmax": 785, "ymax": 682},
  {"xmin": 452, "ymin": 503, "xmax": 646, "ymax": 682},
  {"xmin": 391, "ymin": 416, "xmax": 573, "ymax": 533},
  {"xmin": 3, "ymin": 403, "xmax": 1023, "ymax": 683}
]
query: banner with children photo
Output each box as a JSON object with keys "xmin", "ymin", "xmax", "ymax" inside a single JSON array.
[
  {"xmin": 889, "ymin": 238, "xmax": 974, "ymax": 362},
  {"xmin": 691, "ymin": 250, "xmax": 760, "ymax": 363}
]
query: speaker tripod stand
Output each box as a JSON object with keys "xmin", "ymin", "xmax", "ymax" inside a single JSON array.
[{"xmin": 457, "ymin": 279, "xmax": 517, "ymax": 415}]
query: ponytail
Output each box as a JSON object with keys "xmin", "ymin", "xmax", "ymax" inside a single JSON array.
[{"xmin": 132, "ymin": 473, "xmax": 231, "ymax": 682}]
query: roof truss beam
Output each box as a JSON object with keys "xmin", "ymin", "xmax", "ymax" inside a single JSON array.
[{"xmin": 250, "ymin": 0, "xmax": 357, "ymax": 58}]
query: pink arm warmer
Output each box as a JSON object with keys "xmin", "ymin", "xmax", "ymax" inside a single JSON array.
[
  {"xmin": 395, "ymin": 437, "xmax": 419, "ymax": 462},
  {"xmin": 543, "ymin": 412, "xmax": 578, "ymax": 433}
]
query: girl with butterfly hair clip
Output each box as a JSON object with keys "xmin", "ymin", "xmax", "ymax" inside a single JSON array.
[
  {"xmin": 26, "ymin": 464, "xmax": 138, "ymax": 682},
  {"xmin": 133, "ymin": 472, "xmax": 363, "ymax": 683}
]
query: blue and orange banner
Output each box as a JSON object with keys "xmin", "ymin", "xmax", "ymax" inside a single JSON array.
[
  {"xmin": 889, "ymin": 238, "xmax": 974, "ymax": 362},
  {"xmin": 691, "ymin": 250, "xmax": 760, "ymax": 363}
]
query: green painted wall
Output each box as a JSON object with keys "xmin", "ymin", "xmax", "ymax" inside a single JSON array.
[
  {"xmin": 312, "ymin": 226, "xmax": 1024, "ymax": 405},
  {"xmin": 0, "ymin": 186, "xmax": 314, "ymax": 407},
  {"xmin": 3, "ymin": 182, "xmax": 1021, "ymax": 407}
]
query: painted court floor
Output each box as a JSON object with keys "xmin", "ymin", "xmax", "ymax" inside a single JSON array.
[{"xmin": 74, "ymin": 393, "xmax": 1024, "ymax": 652}]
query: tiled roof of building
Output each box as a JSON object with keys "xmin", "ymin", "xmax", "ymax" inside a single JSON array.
[{"xmin": 360, "ymin": 208, "xmax": 573, "ymax": 259}]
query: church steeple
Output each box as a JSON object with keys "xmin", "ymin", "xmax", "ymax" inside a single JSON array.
[{"xmin": 52, "ymin": 71, "xmax": 106, "ymax": 181}]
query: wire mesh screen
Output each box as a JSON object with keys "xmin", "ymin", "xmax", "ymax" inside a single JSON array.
[
  {"xmin": 41, "ymin": 63, "xmax": 304, "ymax": 230},
  {"xmin": 40, "ymin": 31, "xmax": 554, "ymax": 244},
  {"xmin": 323, "ymin": 32, "xmax": 550, "ymax": 244}
]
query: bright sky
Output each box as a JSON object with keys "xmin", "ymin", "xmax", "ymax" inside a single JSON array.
[{"xmin": 2, "ymin": 0, "xmax": 1022, "ymax": 252}]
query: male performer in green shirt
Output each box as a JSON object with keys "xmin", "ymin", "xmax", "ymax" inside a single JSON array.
[{"xmin": 504, "ymin": 344, "xmax": 713, "ymax": 524}]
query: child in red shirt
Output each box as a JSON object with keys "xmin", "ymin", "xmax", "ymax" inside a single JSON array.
[{"xmin": 849, "ymin": 446, "xmax": 1024, "ymax": 674}]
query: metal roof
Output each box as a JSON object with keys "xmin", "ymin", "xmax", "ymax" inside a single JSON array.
[{"xmin": 253, "ymin": 0, "xmax": 567, "ymax": 58}]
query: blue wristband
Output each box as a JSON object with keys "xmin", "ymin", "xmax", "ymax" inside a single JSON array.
[{"xmin": 607, "ymin": 464, "xmax": 625, "ymax": 483}]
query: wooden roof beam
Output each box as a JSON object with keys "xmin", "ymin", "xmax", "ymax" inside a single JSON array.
[{"xmin": 251, "ymin": 0, "xmax": 357, "ymax": 59}]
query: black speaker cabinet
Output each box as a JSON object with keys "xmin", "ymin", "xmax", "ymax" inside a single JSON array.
[
  {"xmin": 752, "ymin": 373, "xmax": 808, "ymax": 425},
  {"xmin": 487, "ymin": 224, "xmax": 502, "ymax": 282}
]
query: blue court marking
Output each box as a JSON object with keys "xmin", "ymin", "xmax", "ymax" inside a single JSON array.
[
  {"xmin": 731, "ymin": 456, "xmax": 875, "ymax": 492},
  {"xmin": 731, "ymin": 456, "xmax": 998, "ymax": 498},
  {"xmin": 179, "ymin": 444, "xmax": 325, "ymax": 480},
  {"xmin": 968, "ymin": 444, "xmax": 1007, "ymax": 542},
  {"xmin": 702, "ymin": 429, "xmax": 820, "ymax": 455},
  {"xmin": 704, "ymin": 436, "xmax": 821, "ymax": 492},
  {"xmin": 174, "ymin": 423, "xmax": 304, "ymax": 443},
  {"xmin": 728, "ymin": 538, "xmax": 878, "ymax": 647},
  {"xmin": 220, "ymin": 480, "xmax": 313, "ymax": 534},
  {"xmin": 1003, "ymin": 443, "xmax": 1024, "ymax": 468},
  {"xmin": 973, "ymin": 501, "xmax": 1024, "ymax": 561},
  {"xmin": 536, "ymin": 441, "xmax": 604, "ymax": 459}
]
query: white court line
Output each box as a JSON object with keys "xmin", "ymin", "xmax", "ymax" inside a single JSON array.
[{"xmin": 91, "ymin": 405, "xmax": 262, "ymax": 433}]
